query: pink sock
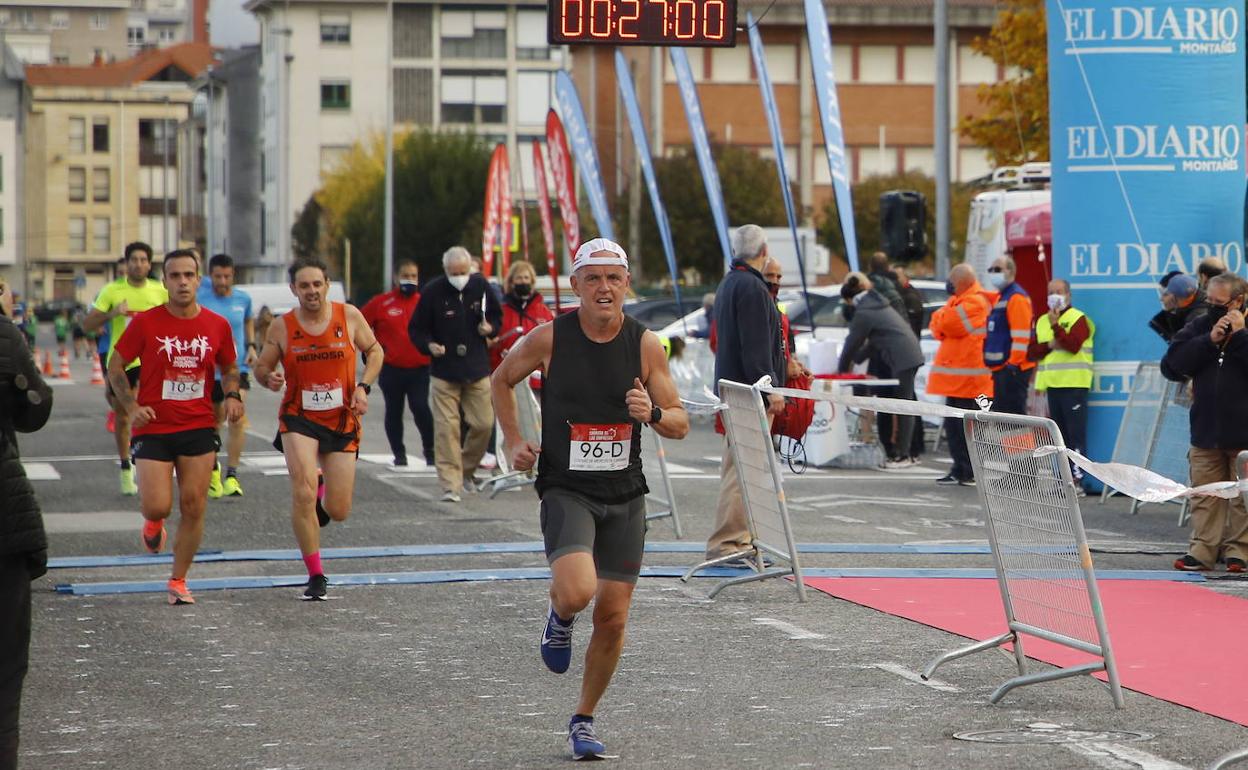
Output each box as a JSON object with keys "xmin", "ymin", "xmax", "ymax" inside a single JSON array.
[
  {"xmin": 303, "ymin": 552, "xmax": 323, "ymax": 577},
  {"xmin": 143, "ymin": 519, "xmax": 163, "ymax": 538}
]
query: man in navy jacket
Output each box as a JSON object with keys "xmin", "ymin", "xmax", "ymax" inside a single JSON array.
[
  {"xmin": 1160, "ymin": 273, "xmax": 1248, "ymax": 572},
  {"xmin": 704, "ymin": 225, "xmax": 785, "ymax": 562}
]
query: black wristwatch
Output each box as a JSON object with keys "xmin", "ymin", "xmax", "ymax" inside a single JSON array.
[
  {"xmin": 649, "ymin": 406, "xmax": 662, "ymax": 425},
  {"xmin": 224, "ymin": 391, "xmax": 242, "ymax": 402},
  {"xmin": 356, "ymin": 381, "xmax": 372, "ymax": 395}
]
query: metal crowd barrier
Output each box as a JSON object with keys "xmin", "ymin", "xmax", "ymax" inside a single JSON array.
[
  {"xmin": 644, "ymin": 432, "xmax": 683, "ymax": 537},
  {"xmin": 924, "ymin": 410, "xmax": 1125, "ymax": 708},
  {"xmin": 681, "ymin": 379, "xmax": 806, "ymax": 601},
  {"xmin": 1102, "ymin": 362, "xmax": 1192, "ymax": 523}
]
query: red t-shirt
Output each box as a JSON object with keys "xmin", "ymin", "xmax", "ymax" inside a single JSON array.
[
  {"xmin": 360, "ymin": 289, "xmax": 430, "ymax": 369},
  {"xmin": 113, "ymin": 305, "xmax": 237, "ymax": 436}
]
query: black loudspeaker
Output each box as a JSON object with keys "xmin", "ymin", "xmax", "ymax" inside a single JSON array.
[{"xmin": 879, "ymin": 190, "xmax": 928, "ymax": 262}]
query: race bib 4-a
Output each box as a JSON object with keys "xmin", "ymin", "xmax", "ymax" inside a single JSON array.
[
  {"xmin": 302, "ymin": 384, "xmax": 344, "ymax": 411},
  {"xmin": 568, "ymin": 423, "xmax": 632, "ymax": 472}
]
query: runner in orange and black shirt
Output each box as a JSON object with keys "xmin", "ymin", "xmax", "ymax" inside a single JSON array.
[
  {"xmin": 108, "ymin": 249, "xmax": 242, "ymax": 606},
  {"xmin": 253, "ymin": 258, "xmax": 384, "ymax": 600}
]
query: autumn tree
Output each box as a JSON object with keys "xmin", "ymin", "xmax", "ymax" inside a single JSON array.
[{"xmin": 958, "ymin": 0, "xmax": 1049, "ymax": 167}]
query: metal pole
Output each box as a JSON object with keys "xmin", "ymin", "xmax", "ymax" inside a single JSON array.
[
  {"xmin": 383, "ymin": 0, "xmax": 395, "ymax": 289},
  {"xmin": 649, "ymin": 47, "xmax": 663, "ymax": 155},
  {"xmin": 344, "ymin": 238, "xmax": 352, "ymax": 298},
  {"xmin": 934, "ymin": 0, "xmax": 951, "ymax": 276},
  {"xmin": 163, "ymin": 113, "xmax": 171, "ymax": 253},
  {"xmin": 205, "ymin": 73, "xmax": 214, "ymax": 258}
]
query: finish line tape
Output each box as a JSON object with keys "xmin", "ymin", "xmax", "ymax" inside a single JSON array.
[
  {"xmin": 54, "ymin": 566, "xmax": 1202, "ymax": 596},
  {"xmin": 47, "ymin": 542, "xmax": 1002, "ymax": 569}
]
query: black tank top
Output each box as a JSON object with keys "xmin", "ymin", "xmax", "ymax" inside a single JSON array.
[{"xmin": 536, "ymin": 312, "xmax": 648, "ymax": 504}]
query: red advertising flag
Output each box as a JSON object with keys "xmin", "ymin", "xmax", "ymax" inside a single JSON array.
[
  {"xmin": 482, "ymin": 144, "xmax": 504, "ymax": 277},
  {"xmin": 496, "ymin": 144, "xmax": 512, "ymax": 277},
  {"xmin": 545, "ymin": 109, "xmax": 580, "ymax": 268},
  {"xmin": 532, "ymin": 141, "xmax": 562, "ymax": 311}
]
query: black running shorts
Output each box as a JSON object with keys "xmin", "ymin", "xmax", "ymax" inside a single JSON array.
[
  {"xmin": 539, "ymin": 487, "xmax": 647, "ymax": 584},
  {"xmin": 131, "ymin": 428, "xmax": 221, "ymax": 462},
  {"xmin": 106, "ymin": 365, "xmax": 141, "ymax": 399},
  {"xmin": 273, "ymin": 414, "xmax": 360, "ymax": 455},
  {"xmin": 211, "ymin": 372, "xmax": 251, "ymax": 403}
]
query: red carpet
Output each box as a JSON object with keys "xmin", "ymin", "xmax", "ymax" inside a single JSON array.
[{"xmin": 806, "ymin": 577, "xmax": 1248, "ymax": 725}]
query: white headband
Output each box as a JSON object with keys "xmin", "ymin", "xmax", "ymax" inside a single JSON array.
[{"xmin": 572, "ymin": 238, "xmax": 629, "ymax": 272}]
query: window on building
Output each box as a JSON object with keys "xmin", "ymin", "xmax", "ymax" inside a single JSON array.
[
  {"xmin": 92, "ymin": 168, "xmax": 110, "ymax": 202},
  {"xmin": 92, "ymin": 217, "xmax": 110, "ymax": 253},
  {"xmin": 858, "ymin": 45, "xmax": 898, "ymax": 84},
  {"xmin": 516, "ymin": 72, "xmax": 552, "ymax": 125},
  {"xmin": 903, "ymin": 146, "xmax": 936, "ymax": 175},
  {"xmin": 902, "ymin": 45, "xmax": 935, "ymax": 84},
  {"xmin": 50, "ymin": 11, "xmax": 68, "ymax": 29},
  {"xmin": 128, "ymin": 26, "xmax": 145, "ymax": 46},
  {"xmin": 89, "ymin": 13, "xmax": 109, "ymax": 30},
  {"xmin": 440, "ymin": 10, "xmax": 505, "ymax": 59},
  {"xmin": 515, "ymin": 10, "xmax": 549, "ymax": 60},
  {"xmin": 394, "ymin": 6, "xmax": 432, "ymax": 58},
  {"xmin": 958, "ymin": 147, "xmax": 992, "ymax": 181},
  {"xmin": 0, "ymin": 11, "xmax": 10, "ymax": 27},
  {"xmin": 856, "ymin": 146, "xmax": 898, "ymax": 179},
  {"xmin": 764, "ymin": 44, "xmax": 797, "ymax": 84},
  {"xmin": 68, "ymin": 167, "xmax": 86, "ymax": 202},
  {"xmin": 320, "ymin": 81, "xmax": 350, "ymax": 110},
  {"xmin": 92, "ymin": 117, "xmax": 109, "ymax": 152},
  {"xmin": 18, "ymin": 10, "xmax": 35, "ymax": 29},
  {"xmin": 52, "ymin": 54, "xmax": 69, "ymax": 64},
  {"xmin": 68, "ymin": 217, "xmax": 86, "ymax": 253},
  {"xmin": 320, "ymin": 13, "xmax": 350, "ymax": 43},
  {"xmin": 441, "ymin": 70, "xmax": 505, "ymax": 125},
  {"xmin": 959, "ymin": 44, "xmax": 997, "ymax": 85},
  {"xmin": 711, "ymin": 46, "xmax": 749, "ymax": 83},
  {"xmin": 394, "ymin": 67, "xmax": 433, "ymax": 124},
  {"xmin": 157, "ymin": 27, "xmax": 176, "ymax": 42}
]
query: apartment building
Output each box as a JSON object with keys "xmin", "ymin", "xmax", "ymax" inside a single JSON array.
[
  {"xmin": 0, "ymin": 46, "xmax": 22, "ymax": 286},
  {"xmin": 23, "ymin": 41, "xmax": 212, "ymax": 302},
  {"xmin": 588, "ymin": 0, "xmax": 1002, "ymax": 217},
  {"xmin": 126, "ymin": 0, "xmax": 208, "ymax": 54},
  {"xmin": 0, "ymin": 0, "xmax": 130, "ymax": 65},
  {"xmin": 245, "ymin": 0, "xmax": 562, "ymax": 269}
]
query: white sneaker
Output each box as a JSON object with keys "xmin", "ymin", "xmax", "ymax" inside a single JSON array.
[
  {"xmin": 480, "ymin": 452, "xmax": 498, "ymax": 470},
  {"xmin": 881, "ymin": 457, "xmax": 917, "ymax": 470},
  {"xmin": 440, "ymin": 490, "xmax": 461, "ymax": 503}
]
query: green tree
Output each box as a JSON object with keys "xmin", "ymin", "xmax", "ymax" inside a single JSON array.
[
  {"xmin": 319, "ymin": 130, "xmax": 491, "ymax": 295},
  {"xmin": 627, "ymin": 144, "xmax": 788, "ymax": 285},
  {"xmin": 818, "ymin": 171, "xmax": 980, "ymax": 274},
  {"xmin": 291, "ymin": 195, "xmax": 324, "ymax": 259},
  {"xmin": 958, "ymin": 0, "xmax": 1049, "ymax": 167}
]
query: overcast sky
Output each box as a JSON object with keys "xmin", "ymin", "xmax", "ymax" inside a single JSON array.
[{"xmin": 210, "ymin": 0, "xmax": 259, "ymax": 48}]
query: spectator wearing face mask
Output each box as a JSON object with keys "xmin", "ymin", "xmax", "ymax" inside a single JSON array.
[
  {"xmin": 490, "ymin": 260, "xmax": 555, "ymax": 382},
  {"xmin": 983, "ymin": 255, "xmax": 1035, "ymax": 415},
  {"xmin": 362, "ymin": 259, "xmax": 435, "ymax": 467},
  {"xmin": 1149, "ymin": 273, "xmax": 1208, "ymax": 343}
]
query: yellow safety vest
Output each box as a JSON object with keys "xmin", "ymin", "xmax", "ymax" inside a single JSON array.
[{"xmin": 1034, "ymin": 307, "xmax": 1094, "ymax": 391}]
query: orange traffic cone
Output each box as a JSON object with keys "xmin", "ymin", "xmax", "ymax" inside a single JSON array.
[
  {"xmin": 41, "ymin": 350, "xmax": 53, "ymax": 376},
  {"xmin": 58, "ymin": 350, "xmax": 71, "ymax": 379},
  {"xmin": 90, "ymin": 356, "xmax": 106, "ymax": 386}
]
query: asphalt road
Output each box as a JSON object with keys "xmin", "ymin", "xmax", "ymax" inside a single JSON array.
[{"xmin": 15, "ymin": 350, "xmax": 1248, "ymax": 769}]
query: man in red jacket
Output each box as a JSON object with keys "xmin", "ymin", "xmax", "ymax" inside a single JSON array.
[{"xmin": 361, "ymin": 260, "xmax": 434, "ymax": 467}]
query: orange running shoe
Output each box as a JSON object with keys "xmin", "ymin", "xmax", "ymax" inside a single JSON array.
[
  {"xmin": 167, "ymin": 578, "xmax": 194, "ymax": 605},
  {"xmin": 142, "ymin": 523, "xmax": 167, "ymax": 554}
]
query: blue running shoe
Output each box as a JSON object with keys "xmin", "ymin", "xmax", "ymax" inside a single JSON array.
[
  {"xmin": 540, "ymin": 602, "xmax": 575, "ymax": 674},
  {"xmin": 568, "ymin": 716, "xmax": 605, "ymax": 760}
]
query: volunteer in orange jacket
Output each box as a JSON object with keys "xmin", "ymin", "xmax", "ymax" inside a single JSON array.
[
  {"xmin": 927, "ymin": 263, "xmax": 993, "ymax": 486},
  {"xmin": 983, "ymin": 255, "xmax": 1036, "ymax": 416}
]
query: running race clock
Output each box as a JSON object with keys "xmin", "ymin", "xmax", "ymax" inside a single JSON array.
[{"xmin": 547, "ymin": 0, "xmax": 738, "ymax": 47}]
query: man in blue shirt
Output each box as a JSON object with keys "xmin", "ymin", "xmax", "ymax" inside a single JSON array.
[{"xmin": 197, "ymin": 253, "xmax": 255, "ymax": 497}]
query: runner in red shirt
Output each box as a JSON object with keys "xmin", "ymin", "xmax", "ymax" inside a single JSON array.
[
  {"xmin": 360, "ymin": 259, "xmax": 433, "ymax": 467},
  {"xmin": 109, "ymin": 249, "xmax": 242, "ymax": 605},
  {"xmin": 253, "ymin": 258, "xmax": 384, "ymax": 601}
]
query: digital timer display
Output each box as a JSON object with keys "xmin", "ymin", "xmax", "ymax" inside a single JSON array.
[{"xmin": 547, "ymin": 0, "xmax": 738, "ymax": 47}]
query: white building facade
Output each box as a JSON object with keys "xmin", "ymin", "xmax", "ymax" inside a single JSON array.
[{"xmin": 246, "ymin": 0, "xmax": 562, "ymax": 270}]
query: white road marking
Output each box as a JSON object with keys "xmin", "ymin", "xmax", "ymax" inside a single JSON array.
[
  {"xmin": 21, "ymin": 462, "xmax": 61, "ymax": 480},
  {"xmin": 825, "ymin": 514, "xmax": 866, "ymax": 524},
  {"xmin": 244, "ymin": 456, "xmax": 289, "ymax": 469},
  {"xmin": 1085, "ymin": 528, "xmax": 1127, "ymax": 539},
  {"xmin": 1064, "ymin": 742, "xmax": 1191, "ymax": 770},
  {"xmin": 752, "ymin": 617, "xmax": 826, "ymax": 640},
  {"xmin": 261, "ymin": 469, "xmax": 290, "ymax": 476},
  {"xmin": 873, "ymin": 526, "xmax": 919, "ymax": 536},
  {"xmin": 870, "ymin": 663, "xmax": 960, "ymax": 693}
]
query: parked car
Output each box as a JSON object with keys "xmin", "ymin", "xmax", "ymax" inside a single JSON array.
[
  {"xmin": 34, "ymin": 298, "xmax": 85, "ymax": 322},
  {"xmin": 624, "ymin": 296, "xmax": 694, "ymax": 331}
]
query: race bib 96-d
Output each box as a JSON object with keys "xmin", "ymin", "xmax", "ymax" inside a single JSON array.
[{"xmin": 568, "ymin": 423, "xmax": 632, "ymax": 472}]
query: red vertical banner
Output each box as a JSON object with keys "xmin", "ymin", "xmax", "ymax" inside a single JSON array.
[
  {"xmin": 482, "ymin": 144, "xmax": 504, "ymax": 277},
  {"xmin": 496, "ymin": 144, "xmax": 512, "ymax": 277},
  {"xmin": 545, "ymin": 109, "xmax": 580, "ymax": 271},
  {"xmin": 532, "ymin": 142, "xmax": 561, "ymax": 311}
]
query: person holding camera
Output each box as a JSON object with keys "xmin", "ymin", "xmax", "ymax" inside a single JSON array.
[
  {"xmin": 0, "ymin": 277, "xmax": 54, "ymax": 768},
  {"xmin": 409, "ymin": 246, "xmax": 503, "ymax": 502}
]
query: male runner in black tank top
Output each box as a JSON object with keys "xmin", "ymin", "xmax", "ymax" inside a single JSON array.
[{"xmin": 491, "ymin": 238, "xmax": 688, "ymax": 761}]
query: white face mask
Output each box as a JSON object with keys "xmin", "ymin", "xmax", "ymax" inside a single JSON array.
[
  {"xmin": 1047, "ymin": 293, "xmax": 1066, "ymax": 312},
  {"xmin": 988, "ymin": 272, "xmax": 1008, "ymax": 289},
  {"xmin": 448, "ymin": 274, "xmax": 470, "ymax": 292}
]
